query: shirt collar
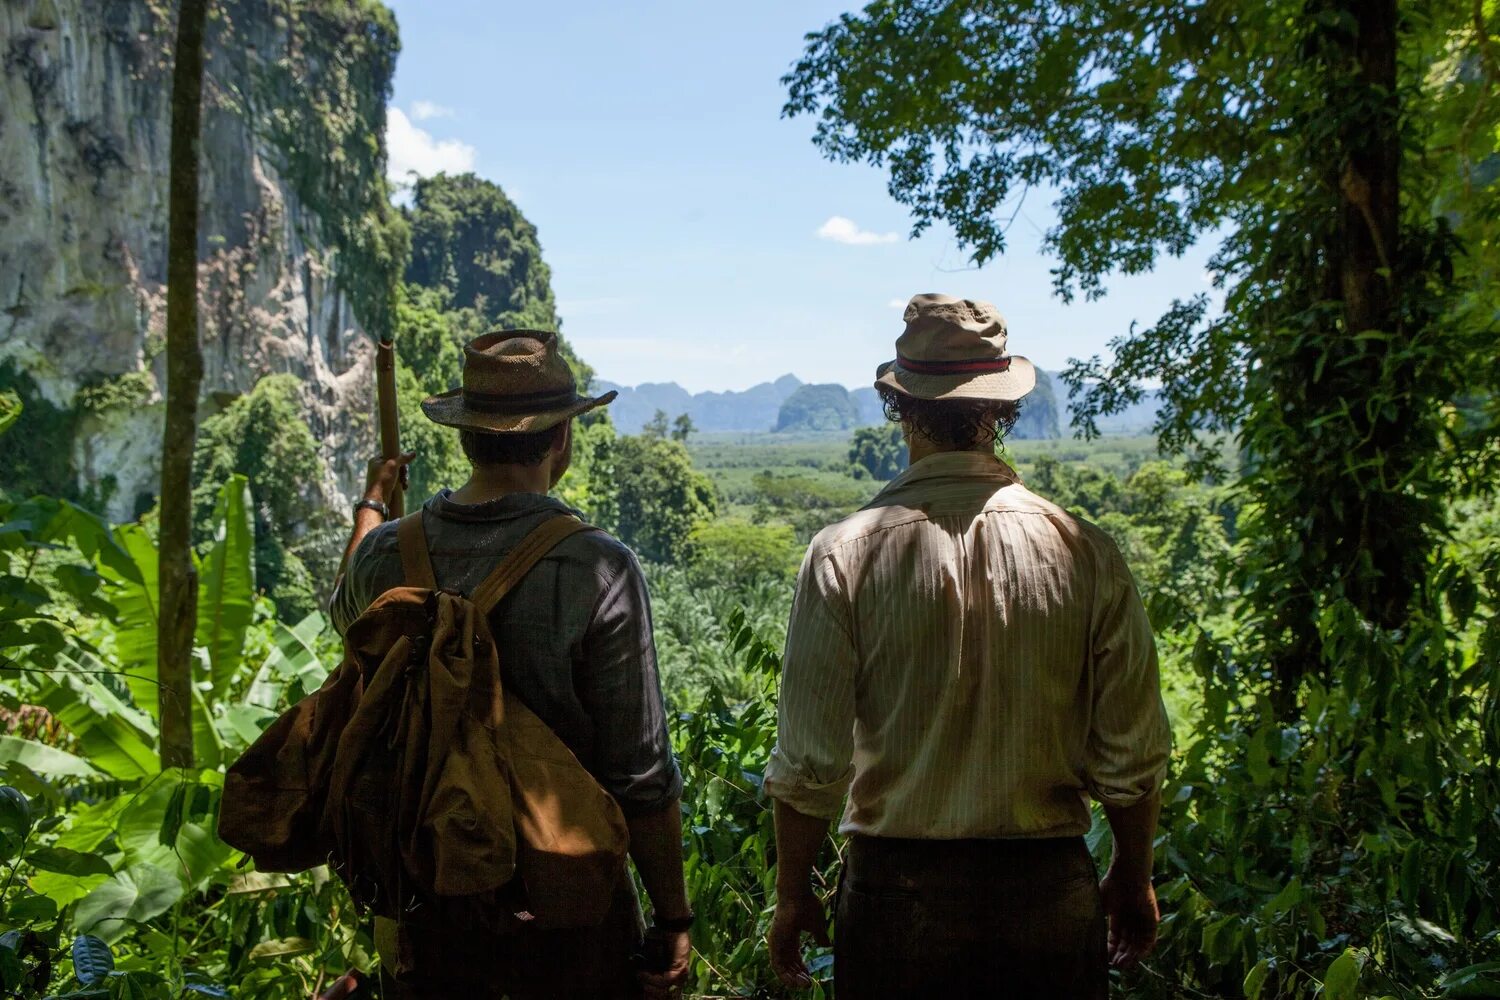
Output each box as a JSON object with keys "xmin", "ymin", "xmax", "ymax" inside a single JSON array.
[
  {"xmin": 884, "ymin": 450, "xmax": 1022, "ymax": 492},
  {"xmin": 427, "ymin": 489, "xmax": 579, "ymax": 524}
]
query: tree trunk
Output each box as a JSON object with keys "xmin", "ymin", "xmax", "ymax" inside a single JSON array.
[
  {"xmin": 1266, "ymin": 0, "xmax": 1404, "ymax": 716},
  {"xmin": 1337, "ymin": 0, "xmax": 1410, "ymax": 630},
  {"xmin": 158, "ymin": 0, "xmax": 209, "ymax": 770}
]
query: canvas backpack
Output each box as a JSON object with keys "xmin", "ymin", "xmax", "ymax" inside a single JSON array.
[{"xmin": 219, "ymin": 512, "xmax": 630, "ymax": 940}]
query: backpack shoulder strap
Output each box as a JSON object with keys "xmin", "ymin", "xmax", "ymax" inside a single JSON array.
[
  {"xmin": 396, "ymin": 512, "xmax": 438, "ymax": 590},
  {"xmin": 471, "ymin": 516, "xmax": 596, "ymax": 616}
]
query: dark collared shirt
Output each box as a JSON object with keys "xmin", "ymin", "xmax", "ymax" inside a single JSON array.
[{"xmin": 329, "ymin": 490, "xmax": 682, "ymax": 816}]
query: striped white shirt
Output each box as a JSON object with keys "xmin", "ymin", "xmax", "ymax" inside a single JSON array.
[{"xmin": 764, "ymin": 451, "xmax": 1171, "ymax": 838}]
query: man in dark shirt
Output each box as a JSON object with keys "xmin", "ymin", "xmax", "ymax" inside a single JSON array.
[{"xmin": 329, "ymin": 330, "xmax": 692, "ymax": 1000}]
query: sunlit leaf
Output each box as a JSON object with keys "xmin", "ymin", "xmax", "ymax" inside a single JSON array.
[
  {"xmin": 74, "ymin": 863, "xmax": 184, "ymax": 943},
  {"xmin": 98, "ymin": 524, "xmax": 161, "ymax": 712},
  {"xmin": 38, "ymin": 674, "xmax": 157, "ymax": 781},
  {"xmin": 246, "ymin": 937, "xmax": 315, "ymax": 960},
  {"xmin": 1321, "ymin": 948, "xmax": 1363, "ymax": 999},
  {"xmin": 196, "ymin": 475, "xmax": 255, "ymax": 698},
  {"xmin": 0, "ymin": 737, "xmax": 99, "ymax": 780}
]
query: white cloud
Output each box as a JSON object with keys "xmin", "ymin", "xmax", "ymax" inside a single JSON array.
[
  {"xmin": 411, "ymin": 99, "xmax": 455, "ymax": 121},
  {"xmin": 816, "ymin": 216, "xmax": 899, "ymax": 246},
  {"xmin": 887, "ymin": 298, "xmax": 907, "ymax": 309},
  {"xmin": 385, "ymin": 108, "xmax": 477, "ymax": 189}
]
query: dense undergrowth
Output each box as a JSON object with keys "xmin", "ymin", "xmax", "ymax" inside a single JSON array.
[{"xmin": 2, "ymin": 382, "xmax": 1495, "ymax": 997}]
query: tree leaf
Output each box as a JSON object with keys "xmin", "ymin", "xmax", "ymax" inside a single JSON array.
[
  {"xmin": 195, "ymin": 475, "xmax": 255, "ymax": 698},
  {"xmin": 246, "ymin": 937, "xmax": 315, "ymax": 960},
  {"xmin": 1244, "ymin": 958, "xmax": 1271, "ymax": 999},
  {"xmin": 26, "ymin": 847, "xmax": 114, "ymax": 878},
  {"xmin": 0, "ymin": 738, "xmax": 99, "ymax": 780},
  {"xmin": 1321, "ymin": 948, "xmax": 1363, "ymax": 999},
  {"xmin": 71, "ymin": 934, "xmax": 113, "ymax": 985},
  {"xmin": 98, "ymin": 524, "xmax": 160, "ymax": 712},
  {"xmin": 37, "ymin": 672, "xmax": 157, "ymax": 781},
  {"xmin": 74, "ymin": 864, "xmax": 184, "ymax": 943},
  {"xmin": 6, "ymin": 893, "xmax": 58, "ymax": 924},
  {"xmin": 1442, "ymin": 962, "xmax": 1500, "ymax": 998},
  {"xmin": 190, "ymin": 679, "xmax": 223, "ymax": 771}
]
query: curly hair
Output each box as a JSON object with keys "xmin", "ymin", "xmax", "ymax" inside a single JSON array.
[{"xmin": 876, "ymin": 386, "xmax": 1021, "ymax": 450}]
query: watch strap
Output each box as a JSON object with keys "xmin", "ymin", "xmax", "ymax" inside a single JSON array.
[
  {"xmin": 652, "ymin": 912, "xmax": 695, "ymax": 933},
  {"xmin": 354, "ymin": 498, "xmax": 390, "ymax": 520}
]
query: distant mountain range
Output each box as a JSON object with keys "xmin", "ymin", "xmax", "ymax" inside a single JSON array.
[{"xmin": 593, "ymin": 372, "xmax": 1159, "ymax": 439}]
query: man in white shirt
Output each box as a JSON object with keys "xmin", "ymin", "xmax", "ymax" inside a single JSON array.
[{"xmin": 765, "ymin": 294, "xmax": 1172, "ymax": 998}]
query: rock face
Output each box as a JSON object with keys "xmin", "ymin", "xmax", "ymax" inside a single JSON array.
[{"xmin": 0, "ymin": 0, "xmax": 396, "ymax": 521}]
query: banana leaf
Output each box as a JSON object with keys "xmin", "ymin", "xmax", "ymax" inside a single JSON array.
[
  {"xmin": 37, "ymin": 659, "xmax": 158, "ymax": 781},
  {"xmin": 0, "ymin": 736, "xmax": 101, "ymax": 779},
  {"xmin": 195, "ymin": 476, "xmax": 254, "ymax": 698},
  {"xmin": 99, "ymin": 524, "xmax": 161, "ymax": 714}
]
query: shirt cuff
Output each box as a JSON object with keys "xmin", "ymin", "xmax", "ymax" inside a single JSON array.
[
  {"xmin": 607, "ymin": 758, "xmax": 685, "ymax": 818},
  {"xmin": 1086, "ymin": 761, "xmax": 1168, "ymax": 808},
  {"xmin": 763, "ymin": 746, "xmax": 852, "ymax": 821}
]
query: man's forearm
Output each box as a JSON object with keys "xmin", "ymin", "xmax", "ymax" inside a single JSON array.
[
  {"xmin": 336, "ymin": 506, "xmax": 386, "ymax": 578},
  {"xmin": 773, "ymin": 799, "xmax": 832, "ymax": 898},
  {"xmin": 627, "ymin": 798, "xmax": 691, "ymax": 921},
  {"xmin": 1102, "ymin": 791, "xmax": 1162, "ymax": 884}
]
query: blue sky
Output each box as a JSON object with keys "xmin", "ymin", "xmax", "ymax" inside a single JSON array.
[{"xmin": 384, "ymin": 0, "xmax": 1215, "ymax": 393}]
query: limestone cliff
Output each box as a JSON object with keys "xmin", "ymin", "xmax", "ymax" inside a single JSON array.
[{"xmin": 0, "ymin": 0, "xmax": 404, "ymax": 522}]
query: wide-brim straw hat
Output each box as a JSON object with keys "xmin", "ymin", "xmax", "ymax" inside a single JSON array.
[
  {"xmin": 421, "ymin": 330, "xmax": 616, "ymax": 434},
  {"xmin": 875, "ymin": 293, "xmax": 1035, "ymax": 402}
]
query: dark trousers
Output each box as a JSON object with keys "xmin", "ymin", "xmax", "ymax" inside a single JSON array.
[
  {"xmin": 377, "ymin": 875, "xmax": 644, "ymax": 999},
  {"xmin": 834, "ymin": 834, "xmax": 1107, "ymax": 1000}
]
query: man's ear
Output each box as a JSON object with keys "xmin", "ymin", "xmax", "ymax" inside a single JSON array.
[{"xmin": 553, "ymin": 420, "xmax": 572, "ymax": 454}]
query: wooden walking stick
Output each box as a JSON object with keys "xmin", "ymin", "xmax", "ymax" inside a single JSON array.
[{"xmin": 375, "ymin": 335, "xmax": 405, "ymax": 518}]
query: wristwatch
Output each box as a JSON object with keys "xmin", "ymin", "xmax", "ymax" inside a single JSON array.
[
  {"xmin": 354, "ymin": 499, "xmax": 390, "ymax": 520},
  {"xmin": 652, "ymin": 911, "xmax": 694, "ymax": 933}
]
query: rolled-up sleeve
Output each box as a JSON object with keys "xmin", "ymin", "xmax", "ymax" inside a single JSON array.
[
  {"xmin": 329, "ymin": 533, "xmax": 379, "ymax": 637},
  {"xmin": 1085, "ymin": 539, "xmax": 1172, "ymax": 806},
  {"xmin": 577, "ymin": 553, "xmax": 683, "ymax": 816},
  {"xmin": 764, "ymin": 546, "xmax": 856, "ymax": 821}
]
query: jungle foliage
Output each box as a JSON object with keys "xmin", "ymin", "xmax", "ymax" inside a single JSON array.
[{"xmin": 2, "ymin": 0, "xmax": 1498, "ymax": 997}]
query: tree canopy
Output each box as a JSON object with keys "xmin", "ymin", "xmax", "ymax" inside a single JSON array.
[
  {"xmin": 848, "ymin": 424, "xmax": 907, "ymax": 480},
  {"xmin": 404, "ymin": 172, "xmax": 562, "ymax": 333}
]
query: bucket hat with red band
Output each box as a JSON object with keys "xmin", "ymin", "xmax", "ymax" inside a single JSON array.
[
  {"xmin": 421, "ymin": 330, "xmax": 616, "ymax": 434},
  {"xmin": 874, "ymin": 293, "xmax": 1036, "ymax": 403}
]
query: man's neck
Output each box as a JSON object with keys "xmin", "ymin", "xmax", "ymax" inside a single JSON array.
[
  {"xmin": 906, "ymin": 434, "xmax": 997, "ymax": 467},
  {"xmin": 450, "ymin": 462, "xmax": 554, "ymax": 505}
]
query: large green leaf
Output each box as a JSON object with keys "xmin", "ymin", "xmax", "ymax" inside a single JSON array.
[
  {"xmin": 195, "ymin": 476, "xmax": 254, "ymax": 698},
  {"xmin": 116, "ymin": 775, "xmax": 232, "ymax": 891},
  {"xmin": 1321, "ymin": 948, "xmax": 1363, "ymax": 999},
  {"xmin": 190, "ymin": 682, "xmax": 223, "ymax": 772},
  {"xmin": 55, "ymin": 797, "xmax": 129, "ymax": 853},
  {"xmin": 258, "ymin": 612, "xmax": 330, "ymax": 705},
  {"xmin": 74, "ymin": 863, "xmax": 183, "ymax": 943},
  {"xmin": 99, "ymin": 525, "xmax": 161, "ymax": 713},
  {"xmin": 0, "ymin": 737, "xmax": 100, "ymax": 780},
  {"xmin": 28, "ymin": 869, "xmax": 110, "ymax": 909},
  {"xmin": 26, "ymin": 847, "xmax": 113, "ymax": 878},
  {"xmin": 45, "ymin": 501, "xmax": 137, "ymax": 582},
  {"xmin": 37, "ymin": 670, "xmax": 157, "ymax": 781},
  {"xmin": 221, "ymin": 705, "xmax": 278, "ymax": 750}
]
